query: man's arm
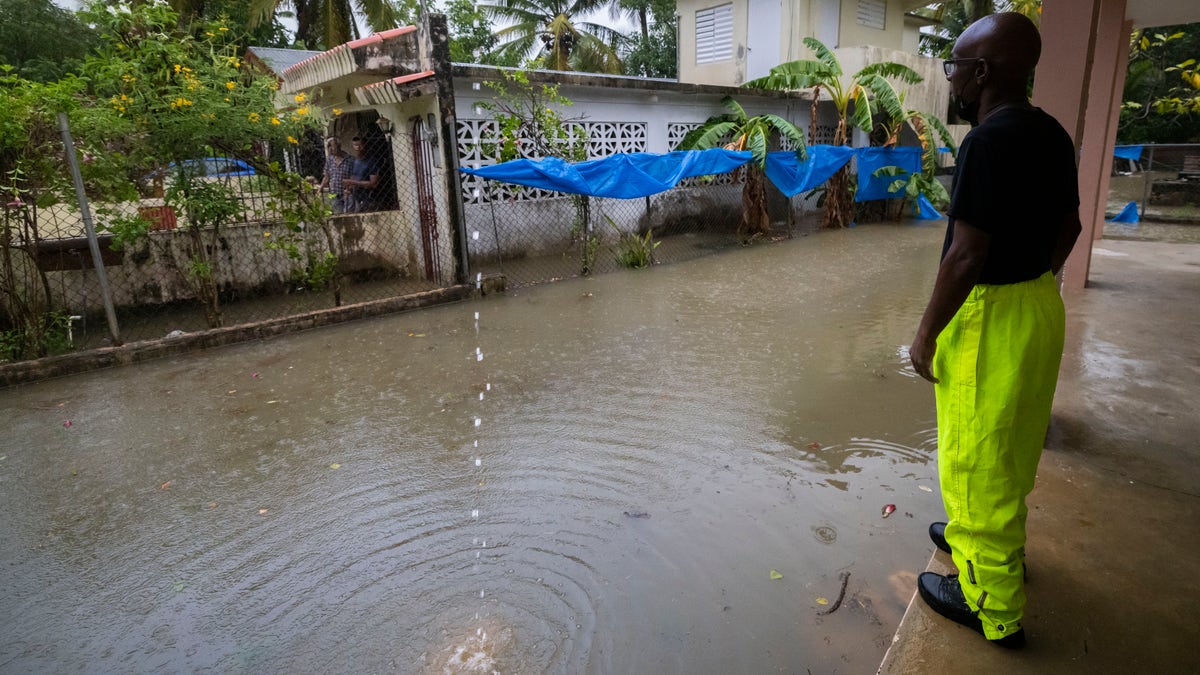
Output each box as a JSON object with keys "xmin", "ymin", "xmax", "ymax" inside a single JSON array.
[
  {"xmin": 909, "ymin": 220, "xmax": 991, "ymax": 383},
  {"xmin": 1051, "ymin": 209, "xmax": 1082, "ymax": 274}
]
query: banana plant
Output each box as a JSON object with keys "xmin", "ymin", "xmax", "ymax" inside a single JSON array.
[
  {"xmin": 745, "ymin": 37, "xmax": 924, "ymax": 228},
  {"xmin": 676, "ymin": 95, "xmax": 807, "ymax": 240}
]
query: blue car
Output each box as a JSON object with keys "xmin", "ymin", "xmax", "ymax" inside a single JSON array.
[{"xmin": 142, "ymin": 157, "xmax": 256, "ymax": 188}]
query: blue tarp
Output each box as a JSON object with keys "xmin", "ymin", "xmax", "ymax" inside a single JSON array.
[
  {"xmin": 763, "ymin": 146, "xmax": 858, "ymax": 197},
  {"xmin": 461, "ymin": 145, "xmax": 945, "ymax": 207},
  {"xmin": 1113, "ymin": 145, "xmax": 1144, "ymax": 161},
  {"xmin": 912, "ymin": 194, "xmax": 944, "ymax": 220},
  {"xmin": 855, "ymin": 147, "xmax": 924, "ymax": 202},
  {"xmin": 459, "ymin": 148, "xmax": 753, "ymax": 199},
  {"xmin": 1107, "ymin": 200, "xmax": 1140, "ymax": 223}
]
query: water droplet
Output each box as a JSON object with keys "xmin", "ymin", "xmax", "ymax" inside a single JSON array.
[
  {"xmin": 475, "ymin": 458, "xmax": 482, "ymax": 466},
  {"xmin": 471, "ymin": 509, "xmax": 479, "ymax": 518},
  {"xmin": 480, "ymin": 590, "xmax": 485, "ymax": 598},
  {"xmin": 475, "ymin": 418, "xmax": 481, "ymax": 427},
  {"xmin": 472, "ymin": 231, "xmax": 480, "ymax": 240}
]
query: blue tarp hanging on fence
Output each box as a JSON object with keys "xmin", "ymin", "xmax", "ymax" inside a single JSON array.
[
  {"xmin": 459, "ymin": 148, "xmax": 753, "ymax": 199},
  {"xmin": 1107, "ymin": 200, "xmax": 1140, "ymax": 223},
  {"xmin": 1113, "ymin": 145, "xmax": 1144, "ymax": 161},
  {"xmin": 855, "ymin": 147, "xmax": 924, "ymax": 202},
  {"xmin": 762, "ymin": 146, "xmax": 858, "ymax": 197}
]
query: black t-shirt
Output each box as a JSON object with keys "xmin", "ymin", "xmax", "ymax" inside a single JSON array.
[{"xmin": 943, "ymin": 106, "xmax": 1080, "ymax": 285}]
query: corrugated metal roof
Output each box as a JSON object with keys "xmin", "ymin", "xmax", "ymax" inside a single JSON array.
[{"xmin": 245, "ymin": 47, "xmax": 323, "ymax": 76}]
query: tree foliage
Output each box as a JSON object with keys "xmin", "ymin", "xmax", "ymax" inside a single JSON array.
[
  {"xmin": 745, "ymin": 37, "xmax": 923, "ymax": 228},
  {"xmin": 481, "ymin": 0, "xmax": 623, "ymax": 73},
  {"xmin": 1121, "ymin": 25, "xmax": 1200, "ymax": 143},
  {"xmin": 620, "ymin": 0, "xmax": 676, "ymax": 78},
  {"xmin": 0, "ymin": 0, "xmax": 100, "ymax": 82},
  {"xmin": 677, "ymin": 96, "xmax": 806, "ymax": 240}
]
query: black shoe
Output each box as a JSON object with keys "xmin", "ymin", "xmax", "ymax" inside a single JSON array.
[
  {"xmin": 929, "ymin": 521, "xmax": 950, "ymax": 554},
  {"xmin": 917, "ymin": 572, "xmax": 1026, "ymax": 649}
]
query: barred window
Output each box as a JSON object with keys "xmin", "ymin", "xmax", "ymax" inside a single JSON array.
[{"xmin": 696, "ymin": 3, "xmax": 733, "ymax": 65}]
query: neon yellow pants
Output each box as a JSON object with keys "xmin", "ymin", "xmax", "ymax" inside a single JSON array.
[{"xmin": 933, "ymin": 271, "xmax": 1065, "ymax": 640}]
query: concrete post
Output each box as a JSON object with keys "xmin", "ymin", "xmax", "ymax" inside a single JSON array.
[{"xmin": 1033, "ymin": 0, "xmax": 1128, "ymax": 289}]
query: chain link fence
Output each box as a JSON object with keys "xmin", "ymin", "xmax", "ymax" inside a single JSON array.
[
  {"xmin": 1, "ymin": 113, "xmax": 458, "ymax": 363},
  {"xmin": 1109, "ymin": 143, "xmax": 1200, "ymax": 221},
  {"xmin": 462, "ymin": 172, "xmax": 819, "ymax": 289}
]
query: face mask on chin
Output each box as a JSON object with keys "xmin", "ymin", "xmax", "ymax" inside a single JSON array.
[{"xmin": 954, "ymin": 95, "xmax": 981, "ymax": 127}]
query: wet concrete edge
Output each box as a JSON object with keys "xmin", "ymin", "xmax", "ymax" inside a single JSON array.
[{"xmin": 0, "ymin": 285, "xmax": 473, "ymax": 388}]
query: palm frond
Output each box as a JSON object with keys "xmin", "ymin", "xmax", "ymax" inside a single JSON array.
[
  {"xmin": 856, "ymin": 62, "xmax": 924, "ymax": 86},
  {"xmin": 858, "ymin": 74, "xmax": 905, "ymax": 125},
  {"xmin": 849, "ymin": 86, "xmax": 873, "ymax": 133},
  {"xmin": 744, "ymin": 60, "xmax": 836, "ymax": 91},
  {"xmin": 720, "ymin": 95, "xmax": 749, "ymax": 123},
  {"xmin": 678, "ymin": 120, "xmax": 739, "ymax": 150},
  {"xmin": 354, "ymin": 0, "xmax": 401, "ymax": 31},
  {"xmin": 744, "ymin": 124, "xmax": 768, "ymax": 166},
  {"xmin": 802, "ymin": 37, "xmax": 842, "ymax": 77},
  {"xmin": 760, "ymin": 113, "xmax": 807, "ymax": 160},
  {"xmin": 923, "ymin": 113, "xmax": 958, "ymax": 155}
]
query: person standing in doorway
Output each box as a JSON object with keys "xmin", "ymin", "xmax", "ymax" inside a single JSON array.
[
  {"xmin": 908, "ymin": 12, "xmax": 1082, "ymax": 648},
  {"xmin": 319, "ymin": 137, "xmax": 352, "ymax": 214},
  {"xmin": 344, "ymin": 136, "xmax": 381, "ymax": 213}
]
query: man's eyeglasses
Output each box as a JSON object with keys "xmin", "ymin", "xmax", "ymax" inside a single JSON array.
[{"xmin": 943, "ymin": 58, "xmax": 981, "ymax": 77}]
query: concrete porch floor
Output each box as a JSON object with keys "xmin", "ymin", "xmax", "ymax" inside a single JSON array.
[{"xmin": 878, "ymin": 237, "xmax": 1200, "ymax": 674}]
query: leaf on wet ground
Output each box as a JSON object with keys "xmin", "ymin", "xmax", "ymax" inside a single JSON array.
[
  {"xmin": 329, "ymin": 463, "xmax": 341, "ymax": 470},
  {"xmin": 918, "ymin": 485, "xmax": 933, "ymax": 492},
  {"xmin": 408, "ymin": 333, "xmax": 426, "ymax": 337},
  {"xmin": 258, "ymin": 508, "xmax": 269, "ymax": 515},
  {"xmin": 173, "ymin": 581, "xmax": 186, "ymax": 592},
  {"xmin": 770, "ymin": 569, "xmax": 784, "ymax": 580},
  {"xmin": 816, "ymin": 597, "xmax": 828, "ymax": 605},
  {"xmin": 160, "ymin": 480, "xmax": 173, "ymax": 490},
  {"xmin": 881, "ymin": 503, "xmax": 896, "ymax": 518},
  {"xmin": 207, "ymin": 502, "xmax": 218, "ymax": 509},
  {"xmin": 807, "ymin": 442, "xmax": 821, "ymax": 450},
  {"xmin": 63, "ymin": 420, "xmax": 72, "ymax": 428}
]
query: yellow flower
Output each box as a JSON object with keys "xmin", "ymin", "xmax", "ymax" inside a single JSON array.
[
  {"xmin": 294, "ymin": 92, "xmax": 307, "ymax": 104},
  {"xmin": 226, "ymin": 81, "xmax": 236, "ymax": 90},
  {"xmin": 332, "ymin": 108, "xmax": 343, "ymax": 116},
  {"xmin": 206, "ymin": 31, "xmax": 215, "ymax": 37},
  {"xmin": 219, "ymin": 26, "xmax": 229, "ymax": 32},
  {"xmin": 263, "ymin": 232, "xmax": 271, "ymax": 237},
  {"xmin": 174, "ymin": 64, "xmax": 182, "ymax": 73},
  {"xmin": 248, "ymin": 112, "xmax": 261, "ymax": 122},
  {"xmin": 270, "ymin": 117, "xmax": 281, "ymax": 125},
  {"xmin": 287, "ymin": 136, "xmax": 298, "ymax": 145},
  {"xmin": 296, "ymin": 107, "xmax": 309, "ymax": 116}
]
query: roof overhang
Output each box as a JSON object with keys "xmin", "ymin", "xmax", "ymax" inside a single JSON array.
[
  {"xmin": 280, "ymin": 26, "xmax": 422, "ymax": 95},
  {"xmin": 1125, "ymin": 0, "xmax": 1200, "ymax": 29},
  {"xmin": 355, "ymin": 70, "xmax": 437, "ymax": 106}
]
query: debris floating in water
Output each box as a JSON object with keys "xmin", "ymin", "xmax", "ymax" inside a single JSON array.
[
  {"xmin": 770, "ymin": 569, "xmax": 784, "ymax": 580},
  {"xmin": 807, "ymin": 441, "xmax": 821, "ymax": 450},
  {"xmin": 63, "ymin": 420, "xmax": 72, "ymax": 428},
  {"xmin": 817, "ymin": 571, "xmax": 851, "ymax": 615},
  {"xmin": 918, "ymin": 485, "xmax": 933, "ymax": 493},
  {"xmin": 623, "ymin": 511, "xmax": 650, "ymax": 519},
  {"xmin": 882, "ymin": 503, "xmax": 896, "ymax": 518}
]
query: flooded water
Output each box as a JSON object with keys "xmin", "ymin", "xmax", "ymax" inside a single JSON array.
[{"xmin": 1, "ymin": 224, "xmax": 951, "ymax": 673}]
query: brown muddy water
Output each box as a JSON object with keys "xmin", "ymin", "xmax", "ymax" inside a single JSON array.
[{"xmin": 1, "ymin": 224, "xmax": 950, "ymax": 674}]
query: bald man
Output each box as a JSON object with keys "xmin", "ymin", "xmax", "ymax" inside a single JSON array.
[{"xmin": 908, "ymin": 12, "xmax": 1082, "ymax": 648}]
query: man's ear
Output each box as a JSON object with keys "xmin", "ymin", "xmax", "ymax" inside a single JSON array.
[{"xmin": 974, "ymin": 59, "xmax": 989, "ymax": 81}]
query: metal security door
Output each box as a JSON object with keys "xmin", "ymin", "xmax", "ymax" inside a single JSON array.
[{"xmin": 410, "ymin": 116, "xmax": 442, "ymax": 282}]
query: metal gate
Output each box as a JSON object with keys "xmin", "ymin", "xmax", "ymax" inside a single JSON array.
[{"xmin": 410, "ymin": 116, "xmax": 442, "ymax": 282}]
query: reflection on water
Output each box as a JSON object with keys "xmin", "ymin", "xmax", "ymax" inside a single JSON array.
[{"xmin": 1, "ymin": 224, "xmax": 950, "ymax": 673}]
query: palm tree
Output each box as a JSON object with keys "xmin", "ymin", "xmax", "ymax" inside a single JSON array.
[
  {"xmin": 677, "ymin": 96, "xmax": 807, "ymax": 240},
  {"xmin": 481, "ymin": 0, "xmax": 623, "ymax": 72},
  {"xmin": 246, "ymin": 0, "xmax": 408, "ymax": 50},
  {"xmin": 744, "ymin": 37, "xmax": 923, "ymax": 228}
]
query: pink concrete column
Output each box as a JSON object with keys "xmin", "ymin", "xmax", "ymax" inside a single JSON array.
[
  {"xmin": 1093, "ymin": 20, "xmax": 1135, "ymax": 241},
  {"xmin": 1033, "ymin": 0, "xmax": 1128, "ymax": 289}
]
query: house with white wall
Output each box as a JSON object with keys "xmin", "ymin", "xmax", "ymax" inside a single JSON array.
[{"xmin": 678, "ymin": 0, "xmax": 938, "ymax": 86}]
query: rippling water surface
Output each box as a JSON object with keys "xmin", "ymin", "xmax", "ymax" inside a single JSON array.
[{"xmin": 1, "ymin": 224, "xmax": 949, "ymax": 673}]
